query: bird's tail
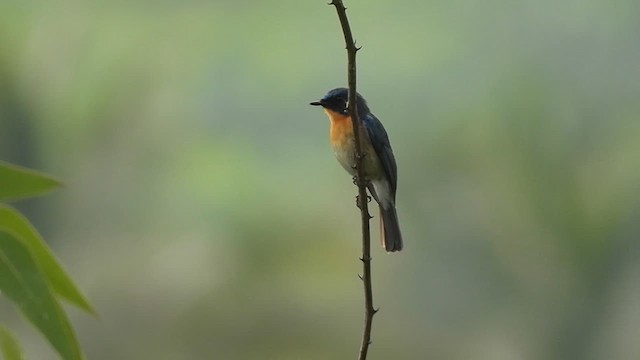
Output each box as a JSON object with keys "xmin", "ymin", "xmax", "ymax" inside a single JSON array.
[{"xmin": 379, "ymin": 205, "xmax": 403, "ymax": 252}]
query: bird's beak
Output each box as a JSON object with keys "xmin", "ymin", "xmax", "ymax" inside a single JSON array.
[{"xmin": 309, "ymin": 101, "xmax": 323, "ymax": 106}]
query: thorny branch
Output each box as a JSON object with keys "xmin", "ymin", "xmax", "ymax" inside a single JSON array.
[{"xmin": 328, "ymin": 1, "xmax": 377, "ymax": 359}]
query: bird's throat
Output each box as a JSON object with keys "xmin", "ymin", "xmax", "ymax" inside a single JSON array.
[{"xmin": 326, "ymin": 109, "xmax": 353, "ymax": 145}]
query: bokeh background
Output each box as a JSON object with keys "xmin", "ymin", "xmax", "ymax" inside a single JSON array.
[{"xmin": 2, "ymin": 1, "xmax": 640, "ymax": 359}]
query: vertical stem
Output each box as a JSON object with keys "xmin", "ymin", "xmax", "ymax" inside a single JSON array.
[{"xmin": 329, "ymin": 1, "xmax": 377, "ymax": 359}]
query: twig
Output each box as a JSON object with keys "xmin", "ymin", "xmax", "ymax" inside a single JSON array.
[{"xmin": 328, "ymin": 1, "xmax": 377, "ymax": 359}]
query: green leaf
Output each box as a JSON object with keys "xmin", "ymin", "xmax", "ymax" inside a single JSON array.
[
  {"xmin": 0, "ymin": 231, "xmax": 84, "ymax": 360},
  {"xmin": 0, "ymin": 205, "xmax": 95, "ymax": 315},
  {"xmin": 0, "ymin": 161, "xmax": 61, "ymax": 201},
  {"xmin": 0, "ymin": 325, "xmax": 24, "ymax": 360}
]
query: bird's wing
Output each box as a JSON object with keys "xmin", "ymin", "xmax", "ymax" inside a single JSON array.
[{"xmin": 363, "ymin": 113, "xmax": 398, "ymax": 197}]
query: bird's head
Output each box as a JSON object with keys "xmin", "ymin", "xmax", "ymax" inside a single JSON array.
[{"xmin": 310, "ymin": 87, "xmax": 369, "ymax": 116}]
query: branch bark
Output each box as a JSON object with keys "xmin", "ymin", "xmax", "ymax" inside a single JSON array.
[{"xmin": 328, "ymin": 1, "xmax": 377, "ymax": 359}]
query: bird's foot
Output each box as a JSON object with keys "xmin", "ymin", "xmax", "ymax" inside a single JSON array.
[{"xmin": 355, "ymin": 194, "xmax": 372, "ymax": 209}]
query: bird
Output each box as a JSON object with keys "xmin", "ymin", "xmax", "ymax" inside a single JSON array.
[{"xmin": 310, "ymin": 87, "xmax": 403, "ymax": 252}]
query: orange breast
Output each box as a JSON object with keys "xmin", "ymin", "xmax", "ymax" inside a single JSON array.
[{"xmin": 326, "ymin": 109, "xmax": 354, "ymax": 146}]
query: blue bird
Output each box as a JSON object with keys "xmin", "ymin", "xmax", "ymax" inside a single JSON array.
[{"xmin": 311, "ymin": 88, "xmax": 403, "ymax": 252}]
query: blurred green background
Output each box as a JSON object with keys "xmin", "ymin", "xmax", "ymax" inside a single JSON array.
[{"xmin": 2, "ymin": 1, "xmax": 640, "ymax": 359}]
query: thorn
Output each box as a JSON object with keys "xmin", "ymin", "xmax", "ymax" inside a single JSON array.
[
  {"xmin": 373, "ymin": 307, "xmax": 380, "ymax": 314},
  {"xmin": 358, "ymin": 274, "xmax": 363, "ymax": 280},
  {"xmin": 356, "ymin": 45, "xmax": 363, "ymax": 52},
  {"xmin": 359, "ymin": 256, "xmax": 365, "ymax": 262}
]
